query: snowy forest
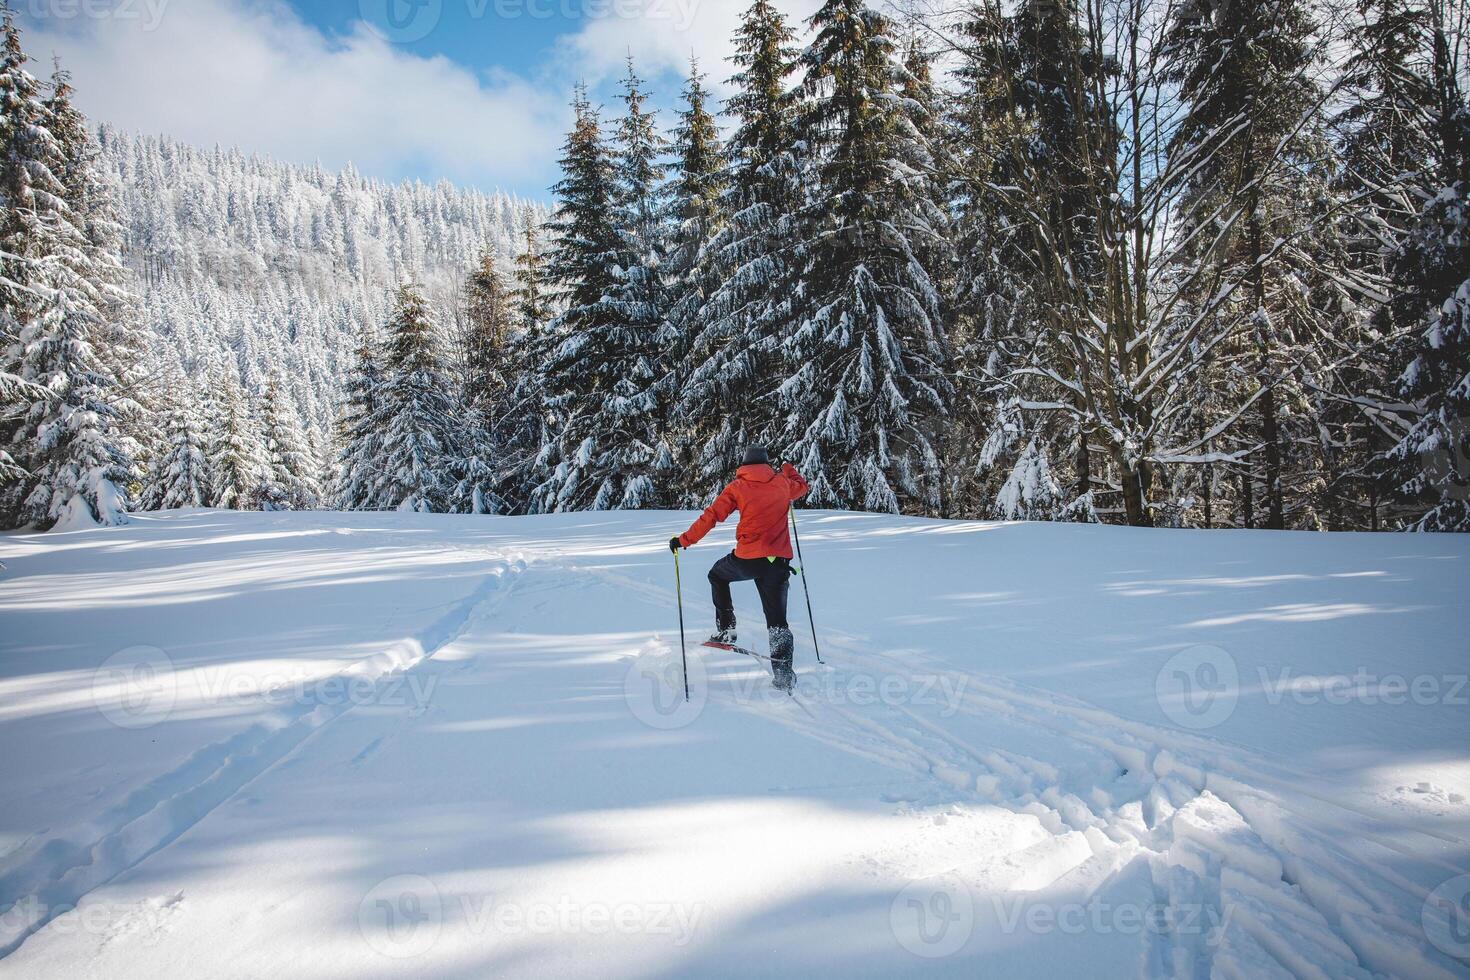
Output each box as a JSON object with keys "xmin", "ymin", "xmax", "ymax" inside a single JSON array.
[
  {"xmin": 1, "ymin": 0, "xmax": 1468, "ymax": 531},
  {"xmin": 105, "ymin": 130, "xmax": 542, "ymax": 440}
]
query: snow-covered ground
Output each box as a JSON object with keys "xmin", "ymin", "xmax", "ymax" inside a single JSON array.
[{"xmin": 1, "ymin": 509, "xmax": 1467, "ymax": 978}]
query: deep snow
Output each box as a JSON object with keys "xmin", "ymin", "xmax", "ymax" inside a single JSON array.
[{"xmin": 0, "ymin": 509, "xmax": 1467, "ymax": 978}]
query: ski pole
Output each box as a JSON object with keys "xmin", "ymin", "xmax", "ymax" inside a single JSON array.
[
  {"xmin": 674, "ymin": 548, "xmax": 690, "ymax": 701},
  {"xmin": 789, "ymin": 505, "xmax": 823, "ymax": 664}
]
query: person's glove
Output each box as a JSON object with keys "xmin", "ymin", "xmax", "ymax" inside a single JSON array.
[{"xmin": 669, "ymin": 536, "xmax": 682, "ymax": 553}]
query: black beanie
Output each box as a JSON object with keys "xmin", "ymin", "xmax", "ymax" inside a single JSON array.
[{"xmin": 741, "ymin": 446, "xmax": 770, "ymax": 466}]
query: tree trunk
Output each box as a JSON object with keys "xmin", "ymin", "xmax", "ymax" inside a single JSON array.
[
  {"xmin": 1260, "ymin": 378, "xmax": 1285, "ymax": 528},
  {"xmin": 1202, "ymin": 454, "xmax": 1214, "ymax": 529},
  {"xmin": 1118, "ymin": 455, "xmax": 1154, "ymax": 527},
  {"xmin": 1249, "ymin": 206, "xmax": 1285, "ymax": 531},
  {"xmin": 1240, "ymin": 469, "xmax": 1254, "ymax": 528},
  {"xmin": 1074, "ymin": 425, "xmax": 1091, "ymax": 520}
]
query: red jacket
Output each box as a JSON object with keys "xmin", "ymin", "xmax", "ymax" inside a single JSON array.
[{"xmin": 680, "ymin": 463, "xmax": 810, "ymax": 559}]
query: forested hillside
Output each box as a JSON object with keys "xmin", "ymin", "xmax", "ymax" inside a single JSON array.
[{"xmin": 97, "ymin": 128, "xmax": 542, "ymax": 437}]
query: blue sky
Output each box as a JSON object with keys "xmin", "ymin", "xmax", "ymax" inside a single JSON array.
[
  {"xmin": 306, "ymin": 0, "xmax": 579, "ymax": 81},
  {"xmin": 17, "ymin": 0, "xmax": 820, "ymax": 199}
]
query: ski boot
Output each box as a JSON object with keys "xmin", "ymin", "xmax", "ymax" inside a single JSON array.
[
  {"xmin": 769, "ymin": 627, "xmax": 795, "ymax": 693},
  {"xmin": 707, "ymin": 626, "xmax": 737, "ymax": 644}
]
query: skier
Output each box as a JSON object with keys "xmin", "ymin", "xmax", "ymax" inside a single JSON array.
[{"xmin": 669, "ymin": 447, "xmax": 809, "ymax": 690}]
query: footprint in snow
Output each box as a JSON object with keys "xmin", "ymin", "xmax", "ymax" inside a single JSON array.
[{"xmin": 1385, "ymin": 782, "xmax": 1467, "ymax": 813}]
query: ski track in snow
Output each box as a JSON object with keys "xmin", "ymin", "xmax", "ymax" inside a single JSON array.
[
  {"xmin": 582, "ymin": 558, "xmax": 1470, "ymax": 980},
  {"xmin": 2, "ymin": 520, "xmax": 1466, "ymax": 978},
  {"xmin": 0, "ymin": 549, "xmax": 529, "ymax": 959}
]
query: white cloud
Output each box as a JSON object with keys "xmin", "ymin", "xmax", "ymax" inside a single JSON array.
[
  {"xmin": 556, "ymin": 0, "xmax": 822, "ymax": 96},
  {"xmin": 20, "ymin": 0, "xmax": 568, "ymax": 195}
]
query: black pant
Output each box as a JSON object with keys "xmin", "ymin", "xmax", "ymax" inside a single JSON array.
[{"xmin": 708, "ymin": 552, "xmax": 790, "ymax": 631}]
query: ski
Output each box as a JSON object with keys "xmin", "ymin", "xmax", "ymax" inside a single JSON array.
[
  {"xmin": 701, "ymin": 641, "xmax": 803, "ymax": 699},
  {"xmin": 701, "ymin": 639, "xmax": 771, "ymax": 661}
]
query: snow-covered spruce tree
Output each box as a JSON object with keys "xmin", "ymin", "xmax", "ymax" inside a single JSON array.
[
  {"xmin": 1383, "ymin": 97, "xmax": 1470, "ymax": 530},
  {"xmin": 140, "ymin": 380, "xmax": 212, "ymax": 510},
  {"xmin": 1336, "ymin": 0, "xmax": 1442, "ymax": 253},
  {"xmin": 46, "ymin": 66, "xmax": 146, "ymax": 478},
  {"xmin": 1163, "ymin": 0, "xmax": 1324, "ymax": 528},
  {"xmin": 1333, "ymin": 0, "xmax": 1470, "ymax": 529},
  {"xmin": 943, "ymin": 1, "xmax": 1027, "ymax": 518},
  {"xmin": 941, "ymin": 0, "xmax": 1103, "ymax": 522},
  {"xmin": 0, "ymin": 10, "xmax": 58, "ymax": 375},
  {"xmin": 605, "ymin": 58, "xmax": 674, "ymax": 508},
  {"xmin": 530, "ymin": 89, "xmax": 619, "ymax": 512},
  {"xmin": 460, "ymin": 248, "xmax": 513, "ymax": 414},
  {"xmin": 1327, "ymin": 0, "xmax": 1446, "ymax": 529},
  {"xmin": 895, "ymin": 38, "xmax": 954, "ymax": 294},
  {"xmin": 257, "ymin": 380, "xmax": 322, "ymax": 510},
  {"xmin": 893, "ymin": 35, "xmax": 967, "ymax": 513},
  {"xmin": 210, "ymin": 366, "xmax": 266, "ymax": 509},
  {"xmin": 370, "ymin": 284, "xmax": 459, "ymax": 512},
  {"xmin": 8, "ymin": 286, "xmax": 134, "ymax": 528},
  {"xmin": 0, "ymin": 16, "xmax": 52, "ymax": 512},
  {"xmin": 0, "ymin": 19, "xmax": 133, "ymax": 529},
  {"xmin": 0, "ymin": 26, "xmax": 44, "ymax": 491},
  {"xmin": 993, "ymin": 430, "xmax": 1065, "ymax": 521},
  {"xmin": 1005, "ymin": 0, "xmax": 1115, "ymax": 520},
  {"xmin": 0, "ymin": 348, "xmax": 40, "ymax": 484},
  {"xmin": 498, "ymin": 210, "xmax": 552, "ymax": 511},
  {"xmin": 533, "ymin": 78, "xmax": 670, "ymax": 512},
  {"xmin": 332, "ymin": 325, "xmax": 385, "ymax": 510},
  {"xmin": 779, "ymin": 0, "xmax": 952, "ymax": 513},
  {"xmin": 451, "ymin": 248, "xmax": 512, "ymax": 513},
  {"xmin": 514, "ymin": 207, "xmax": 551, "ymax": 340},
  {"xmin": 308, "ymin": 426, "xmax": 338, "ymax": 508},
  {"xmin": 663, "ymin": 58, "xmax": 726, "ymax": 505},
  {"xmin": 679, "ymin": 0, "xmax": 803, "ymax": 500}
]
